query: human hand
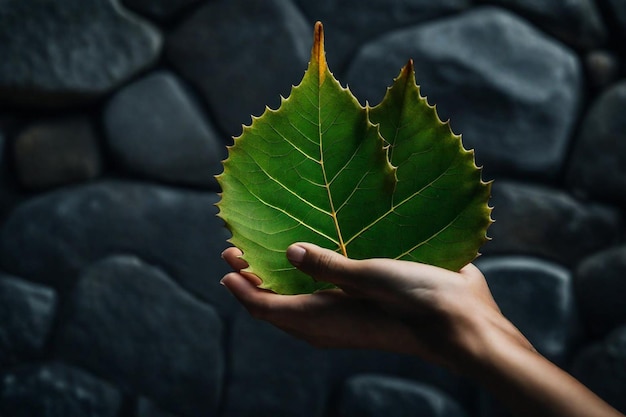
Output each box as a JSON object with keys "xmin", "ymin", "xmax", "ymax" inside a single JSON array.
[{"xmin": 221, "ymin": 242, "xmax": 532, "ymax": 374}]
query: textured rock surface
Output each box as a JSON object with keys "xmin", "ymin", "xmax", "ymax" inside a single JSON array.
[
  {"xmin": 14, "ymin": 117, "xmax": 101, "ymax": 189},
  {"xmin": 104, "ymin": 71, "xmax": 225, "ymax": 188},
  {"xmin": 0, "ymin": 0, "xmax": 162, "ymax": 106},
  {"xmin": 339, "ymin": 374, "xmax": 468, "ymax": 417},
  {"xmin": 0, "ymin": 181, "xmax": 234, "ymax": 313},
  {"xmin": 0, "ymin": 362, "xmax": 122, "ymax": 417},
  {"xmin": 571, "ymin": 326, "xmax": 626, "ymax": 414},
  {"xmin": 121, "ymin": 0, "xmax": 202, "ymax": 21},
  {"xmin": 481, "ymin": 0, "xmax": 606, "ymax": 49},
  {"xmin": 0, "ymin": 273, "xmax": 56, "ymax": 365},
  {"xmin": 166, "ymin": 0, "xmax": 311, "ymax": 136},
  {"xmin": 137, "ymin": 397, "xmax": 181, "ymax": 417},
  {"xmin": 584, "ymin": 50, "xmax": 620, "ymax": 91},
  {"xmin": 56, "ymin": 255, "xmax": 223, "ymax": 417},
  {"xmin": 567, "ymin": 81, "xmax": 626, "ymax": 206},
  {"xmin": 293, "ymin": 0, "xmax": 470, "ymax": 72},
  {"xmin": 347, "ymin": 7, "xmax": 581, "ymax": 179},
  {"xmin": 604, "ymin": 0, "xmax": 626, "ymax": 44},
  {"xmin": 328, "ymin": 349, "xmax": 472, "ymax": 409},
  {"xmin": 0, "ymin": 2, "xmax": 624, "ymax": 416},
  {"xmin": 222, "ymin": 310, "xmax": 328, "ymax": 417},
  {"xmin": 476, "ymin": 256, "xmax": 578, "ymax": 364},
  {"xmin": 483, "ymin": 181, "xmax": 621, "ymax": 265},
  {"xmin": 575, "ymin": 246, "xmax": 626, "ymax": 338}
]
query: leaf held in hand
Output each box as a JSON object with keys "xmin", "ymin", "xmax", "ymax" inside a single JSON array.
[{"xmin": 217, "ymin": 22, "xmax": 492, "ymax": 295}]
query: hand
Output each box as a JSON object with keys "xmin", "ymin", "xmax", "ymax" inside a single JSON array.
[
  {"xmin": 221, "ymin": 242, "xmax": 532, "ymax": 373},
  {"xmin": 222, "ymin": 243, "xmax": 626, "ymax": 417}
]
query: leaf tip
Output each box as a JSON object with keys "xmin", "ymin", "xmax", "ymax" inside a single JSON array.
[
  {"xmin": 401, "ymin": 59, "xmax": 415, "ymax": 79},
  {"xmin": 312, "ymin": 21, "xmax": 327, "ymax": 84}
]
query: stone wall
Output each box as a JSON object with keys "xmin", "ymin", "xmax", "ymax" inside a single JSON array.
[{"xmin": 0, "ymin": 0, "xmax": 625, "ymax": 416}]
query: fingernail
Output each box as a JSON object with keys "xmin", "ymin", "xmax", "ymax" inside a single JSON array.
[{"xmin": 286, "ymin": 245, "xmax": 306, "ymax": 266}]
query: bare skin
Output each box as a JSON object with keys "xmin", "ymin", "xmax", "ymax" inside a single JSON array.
[{"xmin": 221, "ymin": 243, "xmax": 625, "ymax": 417}]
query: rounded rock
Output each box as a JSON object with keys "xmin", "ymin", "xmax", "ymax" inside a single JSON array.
[
  {"xmin": 55, "ymin": 255, "xmax": 223, "ymax": 417},
  {"xmin": 566, "ymin": 81, "xmax": 626, "ymax": 206},
  {"xmin": 14, "ymin": 116, "xmax": 102, "ymax": 189},
  {"xmin": 0, "ymin": 0, "xmax": 162, "ymax": 106},
  {"xmin": 574, "ymin": 246, "xmax": 626, "ymax": 338},
  {"xmin": 166, "ymin": 0, "xmax": 311, "ymax": 136},
  {"xmin": 0, "ymin": 181, "xmax": 234, "ymax": 314},
  {"xmin": 475, "ymin": 256, "xmax": 578, "ymax": 365},
  {"xmin": 0, "ymin": 362, "xmax": 122, "ymax": 417},
  {"xmin": 346, "ymin": 7, "xmax": 582, "ymax": 179},
  {"xmin": 339, "ymin": 374, "xmax": 468, "ymax": 417},
  {"xmin": 481, "ymin": 0, "xmax": 606, "ymax": 50},
  {"xmin": 483, "ymin": 181, "xmax": 621, "ymax": 266},
  {"xmin": 103, "ymin": 71, "xmax": 225, "ymax": 188},
  {"xmin": 222, "ymin": 309, "xmax": 328, "ymax": 417},
  {"xmin": 0, "ymin": 273, "xmax": 56, "ymax": 365}
]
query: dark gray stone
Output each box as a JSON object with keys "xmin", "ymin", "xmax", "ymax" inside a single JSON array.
[
  {"xmin": 121, "ymin": 0, "xmax": 201, "ymax": 21},
  {"xmin": 0, "ymin": 273, "xmax": 56, "ymax": 365},
  {"xmin": 605, "ymin": 0, "xmax": 626, "ymax": 45},
  {"xmin": 166, "ymin": 0, "xmax": 311, "ymax": 136},
  {"xmin": 56, "ymin": 255, "xmax": 223, "ymax": 417},
  {"xmin": 566, "ymin": 81, "xmax": 626, "ymax": 206},
  {"xmin": 104, "ymin": 71, "xmax": 225, "ymax": 188},
  {"xmin": 339, "ymin": 374, "xmax": 468, "ymax": 417},
  {"xmin": 0, "ymin": 362, "xmax": 122, "ymax": 417},
  {"xmin": 0, "ymin": 181, "xmax": 235, "ymax": 314},
  {"xmin": 480, "ymin": 0, "xmax": 606, "ymax": 49},
  {"xmin": 584, "ymin": 50, "xmax": 620, "ymax": 91},
  {"xmin": 0, "ymin": 129, "xmax": 19, "ymax": 219},
  {"xmin": 137, "ymin": 397, "xmax": 181, "ymax": 417},
  {"xmin": 14, "ymin": 116, "xmax": 102, "ymax": 189},
  {"xmin": 0, "ymin": 0, "xmax": 162, "ymax": 107},
  {"xmin": 222, "ymin": 310, "xmax": 328, "ymax": 417},
  {"xmin": 571, "ymin": 326, "xmax": 626, "ymax": 414},
  {"xmin": 328, "ymin": 350, "xmax": 473, "ymax": 409},
  {"xmin": 478, "ymin": 390, "xmax": 513, "ymax": 417},
  {"xmin": 292, "ymin": 0, "xmax": 470, "ymax": 73},
  {"xmin": 475, "ymin": 257, "xmax": 577, "ymax": 364},
  {"xmin": 575, "ymin": 246, "xmax": 626, "ymax": 338},
  {"xmin": 483, "ymin": 181, "xmax": 621, "ymax": 266},
  {"xmin": 346, "ymin": 7, "xmax": 582, "ymax": 179}
]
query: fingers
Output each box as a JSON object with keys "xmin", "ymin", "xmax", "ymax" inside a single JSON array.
[
  {"xmin": 220, "ymin": 272, "xmax": 278, "ymax": 318},
  {"xmin": 285, "ymin": 242, "xmax": 442, "ymax": 298},
  {"xmin": 221, "ymin": 247, "xmax": 262, "ymax": 286},
  {"xmin": 221, "ymin": 272, "xmax": 427, "ymax": 355},
  {"xmin": 222, "ymin": 247, "xmax": 248, "ymax": 270},
  {"xmin": 286, "ymin": 242, "xmax": 379, "ymax": 289}
]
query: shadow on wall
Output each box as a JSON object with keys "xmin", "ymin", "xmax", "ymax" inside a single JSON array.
[{"xmin": 0, "ymin": 0, "xmax": 625, "ymax": 416}]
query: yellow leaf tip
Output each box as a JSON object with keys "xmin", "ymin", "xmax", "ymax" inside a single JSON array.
[{"xmin": 312, "ymin": 21, "xmax": 327, "ymax": 83}]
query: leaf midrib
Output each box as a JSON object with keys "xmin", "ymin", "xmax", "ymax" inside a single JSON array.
[{"xmin": 317, "ymin": 73, "xmax": 348, "ymax": 257}]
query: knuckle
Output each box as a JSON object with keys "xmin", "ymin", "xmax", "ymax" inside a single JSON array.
[{"xmin": 311, "ymin": 251, "xmax": 343, "ymax": 279}]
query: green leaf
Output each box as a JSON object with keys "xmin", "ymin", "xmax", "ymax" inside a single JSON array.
[{"xmin": 217, "ymin": 22, "xmax": 492, "ymax": 295}]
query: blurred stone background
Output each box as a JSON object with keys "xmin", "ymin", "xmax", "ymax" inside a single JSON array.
[{"xmin": 0, "ymin": 0, "xmax": 625, "ymax": 416}]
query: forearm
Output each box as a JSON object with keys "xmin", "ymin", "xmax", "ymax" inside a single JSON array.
[{"xmin": 470, "ymin": 338, "xmax": 624, "ymax": 417}]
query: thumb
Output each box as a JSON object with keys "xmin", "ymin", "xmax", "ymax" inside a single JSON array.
[{"xmin": 286, "ymin": 243, "xmax": 357, "ymax": 286}]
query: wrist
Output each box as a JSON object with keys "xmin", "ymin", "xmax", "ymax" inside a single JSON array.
[{"xmin": 450, "ymin": 306, "xmax": 534, "ymax": 377}]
